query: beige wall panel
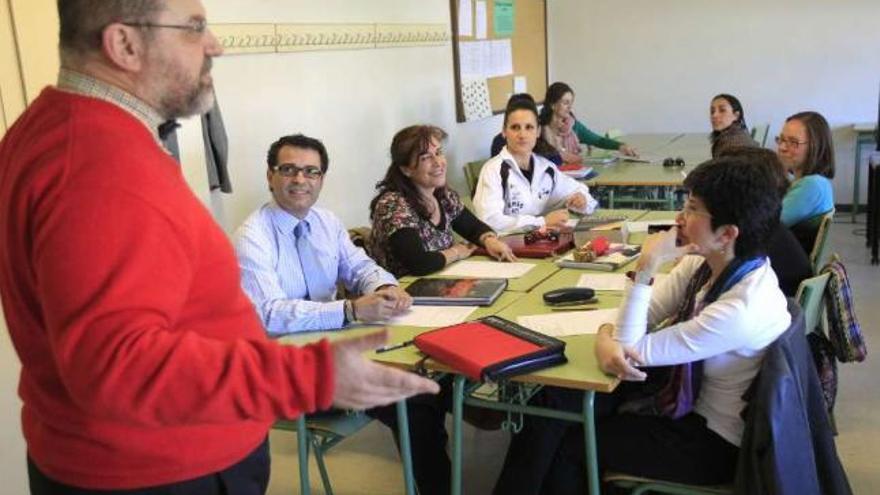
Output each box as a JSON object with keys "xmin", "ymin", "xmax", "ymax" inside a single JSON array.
[
  {"xmin": 0, "ymin": 0, "xmax": 26, "ymax": 134},
  {"xmin": 9, "ymin": 0, "xmax": 58, "ymax": 103}
]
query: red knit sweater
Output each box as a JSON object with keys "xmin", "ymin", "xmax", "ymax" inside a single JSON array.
[{"xmin": 0, "ymin": 88, "xmax": 335, "ymax": 489}]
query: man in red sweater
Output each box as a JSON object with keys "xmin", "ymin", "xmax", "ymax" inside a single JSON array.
[{"xmin": 0, "ymin": 1, "xmax": 438, "ymax": 493}]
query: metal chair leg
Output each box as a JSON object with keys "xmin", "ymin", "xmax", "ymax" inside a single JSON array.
[
  {"xmin": 296, "ymin": 417, "xmax": 312, "ymax": 495},
  {"xmin": 311, "ymin": 434, "xmax": 334, "ymax": 495}
]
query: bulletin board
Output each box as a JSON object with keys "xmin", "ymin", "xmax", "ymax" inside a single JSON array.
[{"xmin": 450, "ymin": 0, "xmax": 548, "ymax": 122}]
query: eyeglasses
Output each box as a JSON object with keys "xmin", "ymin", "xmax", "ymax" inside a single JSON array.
[
  {"xmin": 122, "ymin": 18, "xmax": 208, "ymax": 36},
  {"xmin": 272, "ymin": 164, "xmax": 324, "ymax": 179},
  {"xmin": 681, "ymin": 202, "xmax": 712, "ymax": 220},
  {"xmin": 774, "ymin": 135, "xmax": 808, "ymax": 149}
]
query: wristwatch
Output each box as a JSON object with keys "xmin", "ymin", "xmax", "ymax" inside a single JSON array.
[{"xmin": 343, "ymin": 300, "xmax": 357, "ymax": 325}]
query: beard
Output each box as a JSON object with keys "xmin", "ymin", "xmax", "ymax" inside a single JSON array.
[{"xmin": 148, "ymin": 55, "xmax": 216, "ymax": 119}]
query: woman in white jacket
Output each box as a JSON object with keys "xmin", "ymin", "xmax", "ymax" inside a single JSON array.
[{"xmin": 473, "ymin": 97, "xmax": 598, "ymax": 234}]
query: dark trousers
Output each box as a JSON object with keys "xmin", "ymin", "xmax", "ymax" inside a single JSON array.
[
  {"xmin": 28, "ymin": 438, "xmax": 270, "ymax": 495},
  {"xmin": 493, "ymin": 385, "xmax": 739, "ymax": 495},
  {"xmin": 368, "ymin": 375, "xmax": 454, "ymax": 495}
]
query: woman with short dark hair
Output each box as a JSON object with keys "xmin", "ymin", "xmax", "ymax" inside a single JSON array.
[{"xmin": 493, "ymin": 156, "xmax": 791, "ymax": 494}]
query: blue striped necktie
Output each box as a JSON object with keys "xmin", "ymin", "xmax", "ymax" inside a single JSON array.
[{"xmin": 294, "ymin": 220, "xmax": 334, "ymax": 302}]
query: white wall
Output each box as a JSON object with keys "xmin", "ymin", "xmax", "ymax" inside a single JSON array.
[
  {"xmin": 182, "ymin": 0, "xmax": 505, "ymax": 233},
  {"xmin": 547, "ymin": 0, "xmax": 880, "ymax": 205}
]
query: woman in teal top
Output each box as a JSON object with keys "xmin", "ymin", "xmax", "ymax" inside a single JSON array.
[
  {"xmin": 539, "ymin": 82, "xmax": 638, "ymax": 164},
  {"xmin": 775, "ymin": 111, "xmax": 835, "ymax": 227}
]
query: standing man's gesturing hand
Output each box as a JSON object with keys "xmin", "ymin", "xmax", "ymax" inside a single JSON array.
[{"xmin": 331, "ymin": 330, "xmax": 440, "ymax": 409}]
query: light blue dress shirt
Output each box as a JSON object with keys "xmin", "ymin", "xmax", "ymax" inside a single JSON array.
[{"xmin": 233, "ymin": 202, "xmax": 398, "ymax": 335}]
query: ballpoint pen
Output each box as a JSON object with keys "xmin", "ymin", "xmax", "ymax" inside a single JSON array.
[{"xmin": 376, "ymin": 340, "xmax": 414, "ymax": 353}]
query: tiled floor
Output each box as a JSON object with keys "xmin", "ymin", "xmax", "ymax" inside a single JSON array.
[{"xmin": 266, "ymin": 216, "xmax": 879, "ymax": 494}]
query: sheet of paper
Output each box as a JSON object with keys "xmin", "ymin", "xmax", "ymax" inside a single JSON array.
[
  {"xmin": 493, "ymin": 0, "xmax": 515, "ymax": 36},
  {"xmin": 577, "ymin": 273, "xmax": 629, "ymax": 291},
  {"xmin": 438, "ymin": 260, "xmax": 535, "ymax": 278},
  {"xmin": 626, "ymin": 219, "xmax": 677, "ymax": 233},
  {"xmin": 458, "ymin": 40, "xmax": 491, "ymax": 77},
  {"xmin": 458, "ymin": 0, "xmax": 473, "ymax": 37},
  {"xmin": 488, "ymin": 38, "xmax": 513, "ymax": 77},
  {"xmin": 461, "ymin": 77, "xmax": 493, "ymax": 121},
  {"xmin": 518, "ymin": 308, "xmax": 619, "ymax": 338},
  {"xmin": 384, "ymin": 305, "xmax": 476, "ymax": 327},
  {"xmin": 475, "ymin": 0, "xmax": 488, "ymax": 39},
  {"xmin": 513, "ymin": 75, "xmax": 527, "ymax": 93}
]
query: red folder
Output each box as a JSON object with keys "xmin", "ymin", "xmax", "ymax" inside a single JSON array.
[
  {"xmin": 473, "ymin": 232, "xmax": 574, "ymax": 258},
  {"xmin": 413, "ymin": 316, "xmax": 567, "ymax": 381}
]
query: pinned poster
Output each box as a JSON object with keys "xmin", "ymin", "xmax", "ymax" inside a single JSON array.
[
  {"xmin": 493, "ymin": 0, "xmax": 515, "ymax": 36},
  {"xmin": 461, "ymin": 77, "xmax": 493, "ymax": 121},
  {"xmin": 475, "ymin": 1, "xmax": 488, "ymax": 39},
  {"xmin": 458, "ymin": 0, "xmax": 473, "ymax": 37}
]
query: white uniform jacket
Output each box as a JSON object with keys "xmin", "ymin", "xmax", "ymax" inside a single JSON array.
[{"xmin": 473, "ymin": 146, "xmax": 597, "ymax": 233}]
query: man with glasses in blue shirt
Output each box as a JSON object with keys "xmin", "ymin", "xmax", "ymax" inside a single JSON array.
[
  {"xmin": 235, "ymin": 135, "xmax": 461, "ymax": 495},
  {"xmin": 234, "ymin": 134, "xmax": 412, "ymax": 334}
]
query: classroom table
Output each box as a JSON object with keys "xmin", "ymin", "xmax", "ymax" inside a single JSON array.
[
  {"xmin": 281, "ymin": 289, "xmax": 527, "ymax": 495},
  {"xmin": 584, "ymin": 133, "xmax": 711, "ymax": 209},
  {"xmin": 373, "ymin": 264, "xmax": 647, "ymax": 494},
  {"xmin": 374, "ymin": 290, "xmax": 622, "ymax": 495},
  {"xmin": 852, "ymin": 122, "xmax": 878, "ymax": 222},
  {"xmin": 284, "ymin": 212, "xmax": 684, "ymax": 494}
]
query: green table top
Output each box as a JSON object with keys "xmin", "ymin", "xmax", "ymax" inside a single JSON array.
[
  {"xmin": 586, "ymin": 208, "xmax": 650, "ymax": 221},
  {"xmin": 584, "ymin": 133, "xmax": 711, "ymax": 187},
  {"xmin": 636, "ymin": 210, "xmax": 679, "ymax": 222},
  {"xmin": 586, "ymin": 161, "xmax": 691, "ymax": 187}
]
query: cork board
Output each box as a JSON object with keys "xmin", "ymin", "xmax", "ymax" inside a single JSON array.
[{"xmin": 451, "ymin": 0, "xmax": 548, "ymax": 122}]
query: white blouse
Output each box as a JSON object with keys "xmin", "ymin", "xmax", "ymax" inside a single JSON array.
[{"xmin": 615, "ymin": 255, "xmax": 791, "ymax": 446}]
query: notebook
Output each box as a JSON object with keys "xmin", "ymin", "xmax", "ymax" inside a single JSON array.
[
  {"xmin": 556, "ymin": 244, "xmax": 641, "ymax": 271},
  {"xmin": 404, "ymin": 278, "xmax": 507, "ymax": 306},
  {"xmin": 472, "ymin": 231, "xmax": 575, "ymax": 258},
  {"xmin": 583, "ymin": 155, "xmax": 618, "ymax": 165},
  {"xmin": 558, "ymin": 163, "xmax": 597, "ymax": 179},
  {"xmin": 413, "ymin": 315, "xmax": 567, "ymax": 381}
]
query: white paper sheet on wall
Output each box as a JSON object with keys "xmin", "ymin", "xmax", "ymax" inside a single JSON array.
[
  {"xmin": 461, "ymin": 77, "xmax": 493, "ymax": 121},
  {"xmin": 475, "ymin": 1, "xmax": 488, "ymax": 39},
  {"xmin": 488, "ymin": 39, "xmax": 513, "ymax": 77},
  {"xmin": 459, "ymin": 41, "xmax": 487, "ymax": 77},
  {"xmin": 514, "ymin": 75, "xmax": 527, "ymax": 93},
  {"xmin": 458, "ymin": 0, "xmax": 473, "ymax": 37}
]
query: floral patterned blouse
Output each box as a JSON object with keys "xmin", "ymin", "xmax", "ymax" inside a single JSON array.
[{"xmin": 369, "ymin": 189, "xmax": 489, "ymax": 277}]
